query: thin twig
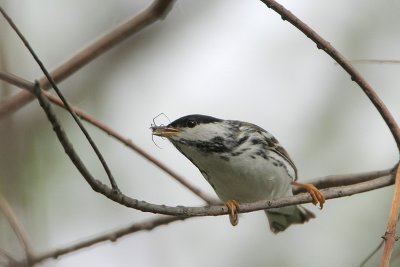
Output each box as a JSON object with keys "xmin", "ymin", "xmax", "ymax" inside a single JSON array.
[
  {"xmin": 0, "ymin": 0, "xmax": 176, "ymax": 120},
  {"xmin": 30, "ymin": 216, "xmax": 185, "ymax": 265},
  {"xmin": 380, "ymin": 165, "xmax": 400, "ymax": 267},
  {"xmin": 0, "ymin": 71, "xmax": 217, "ymax": 204},
  {"xmin": 0, "ymin": 6, "xmax": 119, "ymax": 191},
  {"xmin": 0, "ymin": 195, "xmax": 33, "ymax": 263}
]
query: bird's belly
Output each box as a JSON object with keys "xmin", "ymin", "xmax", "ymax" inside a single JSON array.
[{"xmin": 200, "ymin": 155, "xmax": 293, "ymax": 203}]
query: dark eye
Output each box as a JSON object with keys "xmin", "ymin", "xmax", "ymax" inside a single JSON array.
[{"xmin": 187, "ymin": 119, "xmax": 197, "ymax": 128}]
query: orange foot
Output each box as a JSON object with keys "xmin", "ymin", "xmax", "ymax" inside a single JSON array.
[
  {"xmin": 226, "ymin": 200, "xmax": 240, "ymax": 226},
  {"xmin": 291, "ymin": 181, "xmax": 325, "ymax": 209}
]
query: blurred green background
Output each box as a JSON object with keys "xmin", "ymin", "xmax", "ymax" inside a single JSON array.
[{"xmin": 1, "ymin": 0, "xmax": 400, "ymax": 266}]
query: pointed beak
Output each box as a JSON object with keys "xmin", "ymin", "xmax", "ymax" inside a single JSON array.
[{"xmin": 151, "ymin": 126, "xmax": 180, "ymax": 138}]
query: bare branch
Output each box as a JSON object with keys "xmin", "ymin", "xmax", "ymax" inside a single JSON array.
[
  {"xmin": 0, "ymin": 195, "xmax": 33, "ymax": 263},
  {"xmin": 380, "ymin": 165, "xmax": 400, "ymax": 267},
  {"xmin": 30, "ymin": 216, "xmax": 185, "ymax": 265},
  {"xmin": 0, "ymin": 0, "xmax": 176, "ymax": 120}
]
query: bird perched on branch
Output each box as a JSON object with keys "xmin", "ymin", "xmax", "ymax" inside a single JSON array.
[{"xmin": 152, "ymin": 114, "xmax": 324, "ymax": 233}]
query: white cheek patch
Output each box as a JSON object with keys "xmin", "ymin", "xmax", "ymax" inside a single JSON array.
[{"xmin": 179, "ymin": 123, "xmax": 228, "ymax": 142}]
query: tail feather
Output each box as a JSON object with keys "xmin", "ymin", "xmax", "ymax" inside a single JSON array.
[{"xmin": 265, "ymin": 205, "xmax": 315, "ymax": 234}]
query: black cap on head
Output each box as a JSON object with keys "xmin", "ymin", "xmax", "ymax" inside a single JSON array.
[{"xmin": 169, "ymin": 114, "xmax": 222, "ymax": 129}]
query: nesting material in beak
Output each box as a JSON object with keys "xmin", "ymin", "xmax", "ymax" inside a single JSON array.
[{"xmin": 151, "ymin": 126, "xmax": 180, "ymax": 138}]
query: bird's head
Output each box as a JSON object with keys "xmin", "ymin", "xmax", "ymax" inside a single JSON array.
[{"xmin": 151, "ymin": 114, "xmax": 229, "ymax": 145}]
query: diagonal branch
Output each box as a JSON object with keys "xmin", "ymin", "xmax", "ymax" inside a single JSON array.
[
  {"xmin": 0, "ymin": 0, "xmax": 176, "ymax": 120},
  {"xmin": 30, "ymin": 216, "xmax": 185, "ymax": 265},
  {"xmin": 0, "ymin": 194, "xmax": 33, "ymax": 264}
]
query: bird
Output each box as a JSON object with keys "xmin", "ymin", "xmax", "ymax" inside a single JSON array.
[{"xmin": 151, "ymin": 114, "xmax": 324, "ymax": 233}]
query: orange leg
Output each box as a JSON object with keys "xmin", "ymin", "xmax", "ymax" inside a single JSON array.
[
  {"xmin": 226, "ymin": 200, "xmax": 240, "ymax": 226},
  {"xmin": 291, "ymin": 181, "xmax": 325, "ymax": 209}
]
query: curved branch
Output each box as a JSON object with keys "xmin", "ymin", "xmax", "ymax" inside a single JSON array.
[
  {"xmin": 0, "ymin": 0, "xmax": 176, "ymax": 120},
  {"xmin": 260, "ymin": 0, "xmax": 400, "ymax": 153}
]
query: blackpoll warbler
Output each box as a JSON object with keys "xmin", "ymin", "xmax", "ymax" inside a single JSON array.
[{"xmin": 152, "ymin": 114, "xmax": 324, "ymax": 233}]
